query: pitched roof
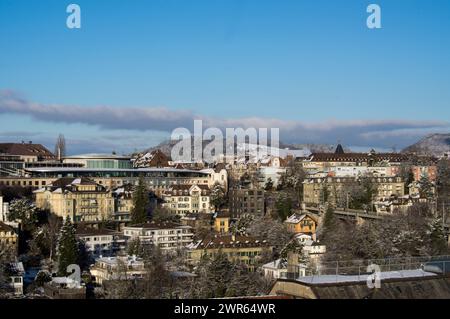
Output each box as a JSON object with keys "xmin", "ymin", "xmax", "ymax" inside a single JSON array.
[
  {"xmin": 308, "ymin": 152, "xmax": 408, "ymax": 163},
  {"xmin": 0, "ymin": 221, "xmax": 15, "ymax": 233},
  {"xmin": 43, "ymin": 177, "xmax": 107, "ymax": 193},
  {"xmin": 285, "ymin": 213, "xmax": 318, "ymax": 224},
  {"xmin": 0, "ymin": 143, "xmax": 55, "ymax": 159},
  {"xmin": 188, "ymin": 234, "xmax": 270, "ymax": 249},
  {"xmin": 163, "ymin": 184, "xmax": 211, "ymax": 195}
]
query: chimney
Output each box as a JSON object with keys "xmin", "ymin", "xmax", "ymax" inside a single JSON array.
[{"xmin": 312, "ymin": 233, "xmax": 317, "ymax": 242}]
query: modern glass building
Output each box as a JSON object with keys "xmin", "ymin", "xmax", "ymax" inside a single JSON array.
[{"xmin": 63, "ymin": 154, "xmax": 133, "ymax": 169}]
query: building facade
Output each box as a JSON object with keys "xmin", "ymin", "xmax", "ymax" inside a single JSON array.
[
  {"xmin": 186, "ymin": 234, "xmax": 273, "ymax": 271},
  {"xmin": 229, "ymin": 188, "xmax": 265, "ymax": 217},
  {"xmin": 162, "ymin": 184, "xmax": 211, "ymax": 216},
  {"xmin": 123, "ymin": 221, "xmax": 194, "ymax": 251},
  {"xmin": 34, "ymin": 177, "xmax": 114, "ymax": 222}
]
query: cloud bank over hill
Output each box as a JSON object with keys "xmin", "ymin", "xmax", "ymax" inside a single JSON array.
[{"xmin": 1, "ymin": 89, "xmax": 449, "ymax": 153}]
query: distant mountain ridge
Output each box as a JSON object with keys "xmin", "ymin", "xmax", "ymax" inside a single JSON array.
[
  {"xmin": 135, "ymin": 139, "xmax": 350, "ymax": 158},
  {"xmin": 402, "ymin": 133, "xmax": 450, "ymax": 157}
]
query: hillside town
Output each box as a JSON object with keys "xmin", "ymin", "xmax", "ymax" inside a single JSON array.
[{"xmin": 0, "ymin": 136, "xmax": 449, "ymax": 299}]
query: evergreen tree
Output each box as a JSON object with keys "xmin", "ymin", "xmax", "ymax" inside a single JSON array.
[
  {"xmin": 427, "ymin": 217, "xmax": 448, "ymax": 255},
  {"xmin": 57, "ymin": 218, "xmax": 79, "ymax": 276},
  {"xmin": 211, "ymin": 183, "xmax": 227, "ymax": 210},
  {"xmin": 264, "ymin": 178, "xmax": 274, "ymax": 191},
  {"xmin": 418, "ymin": 174, "xmax": 434, "ymax": 200},
  {"xmin": 131, "ymin": 175, "xmax": 150, "ymax": 225},
  {"xmin": 275, "ymin": 195, "xmax": 292, "ymax": 221},
  {"xmin": 321, "ymin": 205, "xmax": 336, "ymax": 239}
]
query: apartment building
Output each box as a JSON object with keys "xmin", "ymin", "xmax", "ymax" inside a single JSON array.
[
  {"xmin": 123, "ymin": 221, "xmax": 194, "ymax": 251},
  {"xmin": 162, "ymin": 184, "xmax": 211, "ymax": 216},
  {"xmin": 90, "ymin": 255, "xmax": 147, "ymax": 285},
  {"xmin": 0, "ymin": 142, "xmax": 55, "ymax": 163},
  {"xmin": 303, "ymin": 176, "xmax": 405, "ymax": 207},
  {"xmin": 186, "ymin": 234, "xmax": 273, "ymax": 271},
  {"xmin": 229, "ymin": 188, "xmax": 265, "ymax": 217},
  {"xmin": 0, "ymin": 196, "xmax": 9, "ymax": 222},
  {"xmin": 75, "ymin": 226, "xmax": 124, "ymax": 257},
  {"xmin": 0, "ymin": 221, "xmax": 18, "ymax": 258},
  {"xmin": 34, "ymin": 177, "xmax": 114, "ymax": 222}
]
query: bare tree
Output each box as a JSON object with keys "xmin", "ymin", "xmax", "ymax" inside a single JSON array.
[{"xmin": 54, "ymin": 134, "xmax": 66, "ymax": 160}]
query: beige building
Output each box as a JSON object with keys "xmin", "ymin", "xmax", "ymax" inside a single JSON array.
[
  {"xmin": 0, "ymin": 221, "xmax": 18, "ymax": 258},
  {"xmin": 0, "ymin": 142, "xmax": 55, "ymax": 163},
  {"xmin": 303, "ymin": 176, "xmax": 405, "ymax": 208},
  {"xmin": 34, "ymin": 177, "xmax": 114, "ymax": 222},
  {"xmin": 186, "ymin": 234, "xmax": 272, "ymax": 271}
]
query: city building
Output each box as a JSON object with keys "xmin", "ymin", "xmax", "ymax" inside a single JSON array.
[
  {"xmin": 0, "ymin": 142, "xmax": 55, "ymax": 163},
  {"xmin": 132, "ymin": 149, "xmax": 171, "ymax": 168},
  {"xmin": 303, "ymin": 176, "xmax": 405, "ymax": 208},
  {"xmin": 162, "ymin": 184, "xmax": 212, "ymax": 216},
  {"xmin": 123, "ymin": 221, "xmax": 194, "ymax": 251},
  {"xmin": 5, "ymin": 262, "xmax": 25, "ymax": 296},
  {"xmin": 34, "ymin": 177, "xmax": 114, "ymax": 222},
  {"xmin": 112, "ymin": 184, "xmax": 134, "ymax": 222},
  {"xmin": 0, "ymin": 196, "xmax": 9, "ymax": 222},
  {"xmin": 44, "ymin": 277, "xmax": 86, "ymax": 299},
  {"xmin": 186, "ymin": 234, "xmax": 273, "ymax": 271},
  {"xmin": 75, "ymin": 225, "xmax": 124, "ymax": 257},
  {"xmin": 90, "ymin": 255, "xmax": 147, "ymax": 285},
  {"xmin": 284, "ymin": 213, "xmax": 318, "ymax": 234},
  {"xmin": 0, "ymin": 221, "xmax": 18, "ymax": 258},
  {"xmin": 213, "ymin": 211, "xmax": 231, "ymax": 234},
  {"xmin": 229, "ymin": 188, "xmax": 265, "ymax": 217},
  {"xmin": 261, "ymin": 259, "xmax": 288, "ymax": 279},
  {"xmin": 0, "ymin": 167, "xmax": 227, "ymax": 195},
  {"xmin": 63, "ymin": 153, "xmax": 133, "ymax": 169},
  {"xmin": 0, "ymin": 155, "xmax": 25, "ymax": 177},
  {"xmin": 302, "ymin": 146, "xmax": 408, "ymax": 172}
]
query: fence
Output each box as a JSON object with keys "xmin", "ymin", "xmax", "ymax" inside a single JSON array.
[{"xmin": 281, "ymin": 255, "xmax": 450, "ymax": 282}]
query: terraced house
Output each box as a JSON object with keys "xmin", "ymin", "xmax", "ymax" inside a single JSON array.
[{"xmin": 34, "ymin": 177, "xmax": 114, "ymax": 222}]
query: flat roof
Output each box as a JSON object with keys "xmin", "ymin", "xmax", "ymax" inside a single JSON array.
[
  {"xmin": 25, "ymin": 167, "xmax": 210, "ymax": 175},
  {"xmin": 64, "ymin": 153, "xmax": 131, "ymax": 160}
]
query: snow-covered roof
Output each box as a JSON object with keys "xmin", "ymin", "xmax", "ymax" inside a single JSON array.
[
  {"xmin": 262, "ymin": 259, "xmax": 287, "ymax": 270},
  {"xmin": 285, "ymin": 213, "xmax": 317, "ymax": 224}
]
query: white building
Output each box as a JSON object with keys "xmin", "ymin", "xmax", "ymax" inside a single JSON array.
[
  {"xmin": 90, "ymin": 255, "xmax": 147, "ymax": 285},
  {"xmin": 123, "ymin": 221, "xmax": 194, "ymax": 251},
  {"xmin": 8, "ymin": 262, "xmax": 24, "ymax": 295},
  {"xmin": 0, "ymin": 196, "xmax": 9, "ymax": 222},
  {"xmin": 162, "ymin": 184, "xmax": 212, "ymax": 216},
  {"xmin": 75, "ymin": 226, "xmax": 124, "ymax": 257},
  {"xmin": 261, "ymin": 259, "xmax": 288, "ymax": 279}
]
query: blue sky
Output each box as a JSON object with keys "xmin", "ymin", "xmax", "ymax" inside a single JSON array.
[{"xmin": 0, "ymin": 0, "xmax": 449, "ymax": 154}]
